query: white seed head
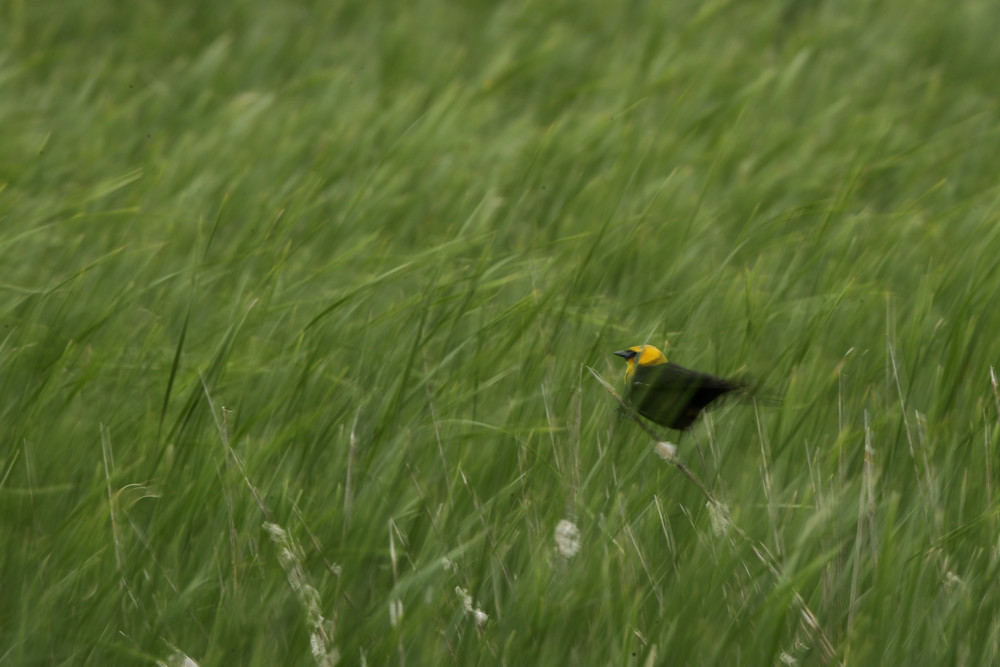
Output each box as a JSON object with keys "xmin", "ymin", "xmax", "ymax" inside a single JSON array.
[
  {"xmin": 264, "ymin": 521, "xmax": 340, "ymax": 665},
  {"xmin": 470, "ymin": 608, "xmax": 489, "ymax": 628},
  {"xmin": 654, "ymin": 441, "xmax": 678, "ymax": 461},
  {"xmin": 455, "ymin": 586, "xmax": 489, "ymax": 628},
  {"xmin": 707, "ymin": 501, "xmax": 730, "ymax": 536},
  {"xmin": 456, "ymin": 586, "xmax": 473, "ymax": 612},
  {"xmin": 554, "ymin": 519, "xmax": 581, "ymax": 559}
]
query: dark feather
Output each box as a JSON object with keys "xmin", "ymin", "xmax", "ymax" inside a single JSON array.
[{"xmin": 627, "ymin": 362, "xmax": 743, "ymax": 430}]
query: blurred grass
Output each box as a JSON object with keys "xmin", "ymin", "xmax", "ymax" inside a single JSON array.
[{"xmin": 3, "ymin": 0, "xmax": 1000, "ymax": 664}]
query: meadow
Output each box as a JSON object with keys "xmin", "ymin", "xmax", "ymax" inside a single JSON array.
[{"xmin": 3, "ymin": 0, "xmax": 1000, "ymax": 664}]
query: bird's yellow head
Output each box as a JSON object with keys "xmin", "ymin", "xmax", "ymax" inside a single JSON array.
[{"xmin": 613, "ymin": 344, "xmax": 668, "ymax": 382}]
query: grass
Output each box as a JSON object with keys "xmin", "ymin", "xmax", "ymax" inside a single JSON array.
[{"xmin": 3, "ymin": 0, "xmax": 1000, "ymax": 664}]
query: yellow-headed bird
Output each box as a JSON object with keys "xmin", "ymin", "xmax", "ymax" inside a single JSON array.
[{"xmin": 613, "ymin": 344, "xmax": 744, "ymax": 430}]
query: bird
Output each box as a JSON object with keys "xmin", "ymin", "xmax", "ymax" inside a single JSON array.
[{"xmin": 613, "ymin": 344, "xmax": 745, "ymax": 431}]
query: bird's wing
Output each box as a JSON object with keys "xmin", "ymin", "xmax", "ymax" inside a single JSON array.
[{"xmin": 631, "ymin": 362, "xmax": 742, "ymax": 409}]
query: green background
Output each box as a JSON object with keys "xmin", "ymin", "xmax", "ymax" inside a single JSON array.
[{"xmin": 3, "ymin": 0, "xmax": 1000, "ymax": 664}]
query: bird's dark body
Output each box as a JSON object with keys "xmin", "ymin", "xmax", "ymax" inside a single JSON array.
[{"xmin": 627, "ymin": 362, "xmax": 742, "ymax": 430}]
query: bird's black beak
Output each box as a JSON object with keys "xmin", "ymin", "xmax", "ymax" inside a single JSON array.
[{"xmin": 613, "ymin": 350, "xmax": 633, "ymax": 359}]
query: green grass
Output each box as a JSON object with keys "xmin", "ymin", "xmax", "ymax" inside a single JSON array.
[{"xmin": 3, "ymin": 0, "xmax": 1000, "ymax": 664}]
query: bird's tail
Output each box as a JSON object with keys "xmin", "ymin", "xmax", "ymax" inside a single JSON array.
[{"xmin": 734, "ymin": 376, "xmax": 783, "ymax": 407}]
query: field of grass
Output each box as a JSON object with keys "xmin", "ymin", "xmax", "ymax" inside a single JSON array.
[{"xmin": 4, "ymin": 0, "xmax": 1000, "ymax": 664}]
